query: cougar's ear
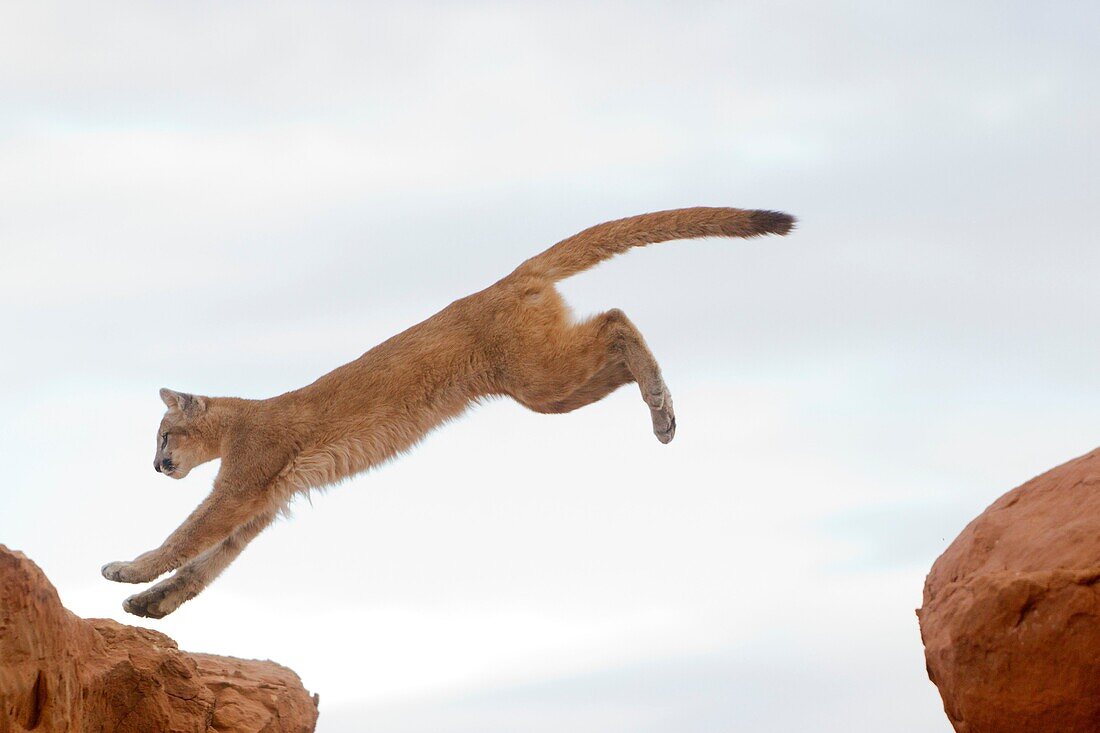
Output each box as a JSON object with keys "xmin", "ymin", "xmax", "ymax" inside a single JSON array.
[
  {"xmin": 160, "ymin": 388, "xmax": 206, "ymax": 414},
  {"xmin": 159, "ymin": 387, "xmax": 180, "ymax": 409}
]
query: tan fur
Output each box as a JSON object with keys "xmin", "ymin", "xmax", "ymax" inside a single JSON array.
[{"xmin": 102, "ymin": 206, "xmax": 795, "ymax": 617}]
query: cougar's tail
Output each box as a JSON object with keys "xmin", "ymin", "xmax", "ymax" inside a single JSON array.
[{"xmin": 512, "ymin": 207, "xmax": 795, "ymax": 282}]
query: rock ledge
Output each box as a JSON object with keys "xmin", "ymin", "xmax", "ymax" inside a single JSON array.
[
  {"xmin": 919, "ymin": 449, "xmax": 1100, "ymax": 733},
  {"xmin": 0, "ymin": 545, "xmax": 319, "ymax": 733}
]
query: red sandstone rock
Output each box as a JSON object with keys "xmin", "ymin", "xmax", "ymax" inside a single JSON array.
[
  {"xmin": 0, "ymin": 546, "xmax": 318, "ymax": 733},
  {"xmin": 919, "ymin": 448, "xmax": 1100, "ymax": 733}
]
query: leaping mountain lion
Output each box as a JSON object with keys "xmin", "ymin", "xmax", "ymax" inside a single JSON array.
[{"xmin": 101, "ymin": 206, "xmax": 795, "ymax": 618}]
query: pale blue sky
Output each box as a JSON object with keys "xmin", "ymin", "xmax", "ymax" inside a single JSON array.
[{"xmin": 1, "ymin": 2, "xmax": 1097, "ymax": 731}]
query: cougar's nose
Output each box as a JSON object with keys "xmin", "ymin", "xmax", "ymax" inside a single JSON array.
[{"xmin": 154, "ymin": 460, "xmax": 162, "ymax": 473}]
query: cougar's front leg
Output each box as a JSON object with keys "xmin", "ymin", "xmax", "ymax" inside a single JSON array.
[
  {"xmin": 122, "ymin": 509, "xmax": 277, "ymax": 618},
  {"xmin": 102, "ymin": 483, "xmax": 267, "ymax": 584}
]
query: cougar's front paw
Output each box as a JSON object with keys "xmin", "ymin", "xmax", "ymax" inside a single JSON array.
[
  {"xmin": 102, "ymin": 561, "xmax": 135, "ymax": 582},
  {"xmin": 123, "ymin": 581, "xmax": 189, "ymax": 619},
  {"xmin": 101, "ymin": 560, "xmax": 154, "ymax": 584}
]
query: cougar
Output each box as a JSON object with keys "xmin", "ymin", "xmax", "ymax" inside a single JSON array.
[{"xmin": 102, "ymin": 206, "xmax": 795, "ymax": 617}]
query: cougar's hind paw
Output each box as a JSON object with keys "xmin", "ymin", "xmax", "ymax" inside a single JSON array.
[
  {"xmin": 655, "ymin": 415, "xmax": 676, "ymax": 444},
  {"xmin": 650, "ymin": 388, "xmax": 676, "ymax": 444}
]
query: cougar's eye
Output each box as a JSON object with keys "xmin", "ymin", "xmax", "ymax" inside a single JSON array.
[{"xmin": 160, "ymin": 433, "xmax": 169, "ymax": 449}]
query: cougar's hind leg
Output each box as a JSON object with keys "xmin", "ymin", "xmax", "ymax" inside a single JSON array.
[
  {"xmin": 537, "ymin": 361, "xmax": 634, "ymax": 414},
  {"xmin": 504, "ymin": 305, "xmax": 675, "ymax": 442},
  {"xmin": 595, "ymin": 309, "xmax": 676, "ymax": 443}
]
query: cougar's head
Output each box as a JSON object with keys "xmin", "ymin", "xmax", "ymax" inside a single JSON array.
[{"xmin": 155, "ymin": 388, "xmax": 219, "ymax": 479}]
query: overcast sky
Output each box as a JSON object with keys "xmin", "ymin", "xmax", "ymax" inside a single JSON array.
[{"xmin": 1, "ymin": 2, "xmax": 1097, "ymax": 731}]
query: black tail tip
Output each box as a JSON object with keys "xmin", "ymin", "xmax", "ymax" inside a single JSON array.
[{"xmin": 750, "ymin": 210, "xmax": 797, "ymax": 236}]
